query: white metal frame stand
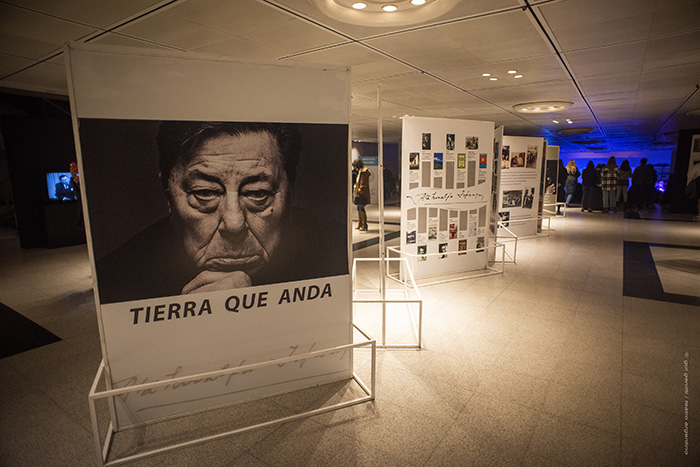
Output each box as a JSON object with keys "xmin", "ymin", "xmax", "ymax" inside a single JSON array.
[
  {"xmin": 88, "ymin": 333, "xmax": 376, "ymax": 466},
  {"xmin": 497, "ymin": 214, "xmax": 553, "ymax": 264},
  {"xmin": 542, "ymin": 202, "xmax": 567, "ymax": 218},
  {"xmin": 352, "ymin": 256, "xmax": 423, "ymax": 349},
  {"xmin": 385, "ymin": 242, "xmax": 506, "ymax": 288}
]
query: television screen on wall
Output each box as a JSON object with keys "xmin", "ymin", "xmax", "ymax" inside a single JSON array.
[{"xmin": 45, "ymin": 172, "xmax": 78, "ymax": 202}]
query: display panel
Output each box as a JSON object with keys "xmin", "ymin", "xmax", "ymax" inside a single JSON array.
[
  {"xmin": 498, "ymin": 136, "xmax": 545, "ymax": 237},
  {"xmin": 401, "ymin": 117, "xmax": 494, "ymax": 278},
  {"xmin": 66, "ymin": 43, "xmax": 352, "ymax": 427}
]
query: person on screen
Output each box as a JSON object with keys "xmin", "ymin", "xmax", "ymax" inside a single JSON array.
[
  {"xmin": 55, "ymin": 174, "xmax": 77, "ymax": 201},
  {"xmin": 96, "ymin": 121, "xmax": 346, "ymax": 303}
]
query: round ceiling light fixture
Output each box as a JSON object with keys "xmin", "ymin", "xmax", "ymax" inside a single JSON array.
[
  {"xmin": 311, "ymin": 0, "xmax": 461, "ymax": 26},
  {"xmin": 513, "ymin": 101, "xmax": 573, "ymax": 113}
]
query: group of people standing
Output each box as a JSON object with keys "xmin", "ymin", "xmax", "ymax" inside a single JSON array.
[{"xmin": 560, "ymin": 157, "xmax": 657, "ymax": 213}]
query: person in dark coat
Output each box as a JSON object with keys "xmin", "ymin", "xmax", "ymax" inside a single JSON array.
[
  {"xmin": 55, "ymin": 174, "xmax": 77, "ymax": 200},
  {"xmin": 631, "ymin": 158, "xmax": 657, "ymax": 209},
  {"xmin": 580, "ymin": 161, "xmax": 599, "ymax": 212}
]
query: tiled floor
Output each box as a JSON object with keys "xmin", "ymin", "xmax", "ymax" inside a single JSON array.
[{"xmin": 0, "ymin": 207, "xmax": 699, "ymax": 466}]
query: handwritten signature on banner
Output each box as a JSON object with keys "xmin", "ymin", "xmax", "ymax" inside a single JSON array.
[
  {"xmin": 405, "ymin": 190, "xmax": 487, "ymax": 206},
  {"xmin": 113, "ymin": 342, "xmax": 348, "ymax": 406}
]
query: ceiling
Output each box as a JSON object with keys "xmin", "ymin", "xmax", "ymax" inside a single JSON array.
[{"xmin": 1, "ymin": 0, "xmax": 699, "ymax": 155}]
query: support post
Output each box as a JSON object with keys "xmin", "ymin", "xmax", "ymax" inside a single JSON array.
[{"xmin": 377, "ymin": 84, "xmax": 387, "ymax": 346}]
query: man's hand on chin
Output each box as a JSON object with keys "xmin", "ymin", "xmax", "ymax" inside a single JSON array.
[{"xmin": 182, "ymin": 270, "xmax": 252, "ymax": 294}]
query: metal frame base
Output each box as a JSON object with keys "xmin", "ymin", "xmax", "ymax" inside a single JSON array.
[{"xmin": 89, "ymin": 333, "xmax": 376, "ymax": 466}]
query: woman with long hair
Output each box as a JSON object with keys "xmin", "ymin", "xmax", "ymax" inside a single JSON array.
[
  {"xmin": 617, "ymin": 159, "xmax": 632, "ymax": 209},
  {"xmin": 564, "ymin": 160, "xmax": 580, "ymax": 207}
]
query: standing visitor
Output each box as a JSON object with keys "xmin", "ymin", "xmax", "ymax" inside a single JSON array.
[
  {"xmin": 632, "ymin": 158, "xmax": 658, "ymax": 209},
  {"xmin": 581, "ymin": 161, "xmax": 598, "ymax": 212},
  {"xmin": 564, "ymin": 160, "xmax": 580, "ymax": 207},
  {"xmin": 600, "ymin": 156, "xmax": 619, "ymax": 213},
  {"xmin": 352, "ymin": 158, "xmax": 371, "ymax": 231},
  {"xmin": 617, "ymin": 159, "xmax": 632, "ymax": 210},
  {"xmin": 556, "ymin": 159, "xmax": 567, "ymax": 214}
]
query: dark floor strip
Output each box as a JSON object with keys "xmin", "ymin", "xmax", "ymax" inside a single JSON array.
[
  {"xmin": 623, "ymin": 241, "xmax": 700, "ymax": 306},
  {"xmin": 0, "ymin": 302, "xmax": 61, "ymax": 358},
  {"xmin": 352, "ymin": 230, "xmax": 401, "ymax": 251}
]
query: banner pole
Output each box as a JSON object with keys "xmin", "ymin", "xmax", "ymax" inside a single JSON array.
[{"xmin": 378, "ymin": 84, "xmax": 387, "ymax": 345}]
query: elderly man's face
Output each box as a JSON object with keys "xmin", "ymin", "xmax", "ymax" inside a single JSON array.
[{"xmin": 166, "ymin": 131, "xmax": 290, "ymax": 276}]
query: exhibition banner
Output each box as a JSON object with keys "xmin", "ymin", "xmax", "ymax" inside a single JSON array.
[
  {"xmin": 498, "ymin": 135, "xmax": 545, "ymax": 237},
  {"xmin": 65, "ymin": 44, "xmax": 352, "ymax": 427},
  {"xmin": 400, "ymin": 117, "xmax": 494, "ymax": 278}
]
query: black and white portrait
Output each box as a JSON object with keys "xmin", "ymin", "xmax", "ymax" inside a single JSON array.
[{"xmin": 79, "ymin": 119, "xmax": 348, "ymax": 304}]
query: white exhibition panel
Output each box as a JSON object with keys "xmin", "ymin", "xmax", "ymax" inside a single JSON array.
[
  {"xmin": 400, "ymin": 116, "xmax": 495, "ymax": 278},
  {"xmin": 498, "ymin": 135, "xmax": 545, "ymax": 237},
  {"xmin": 65, "ymin": 43, "xmax": 349, "ymax": 123},
  {"xmin": 65, "ymin": 44, "xmax": 352, "ymax": 427}
]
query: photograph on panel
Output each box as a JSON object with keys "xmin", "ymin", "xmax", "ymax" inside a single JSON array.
[
  {"xmin": 511, "ymin": 152, "xmax": 525, "ymax": 168},
  {"xmin": 501, "ymin": 146, "xmax": 510, "ymax": 169},
  {"xmin": 79, "ymin": 119, "xmax": 348, "ymax": 304},
  {"xmin": 526, "ymin": 145, "xmax": 538, "ymax": 168},
  {"xmin": 523, "ymin": 187, "xmax": 535, "ymax": 209},
  {"xmin": 410, "ymin": 152, "xmax": 420, "ymax": 169},
  {"xmin": 446, "ymin": 134, "xmax": 455, "ymax": 151},
  {"xmin": 498, "ymin": 211, "xmax": 511, "ymax": 227},
  {"xmin": 502, "ymin": 189, "xmax": 523, "ymax": 208}
]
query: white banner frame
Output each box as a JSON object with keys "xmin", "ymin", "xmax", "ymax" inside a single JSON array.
[{"xmin": 65, "ymin": 43, "xmax": 354, "ymax": 430}]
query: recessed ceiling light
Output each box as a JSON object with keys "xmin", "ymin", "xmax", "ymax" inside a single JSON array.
[
  {"xmin": 507, "ymin": 70, "xmax": 517, "ymax": 74},
  {"xmin": 513, "ymin": 101, "xmax": 573, "ymax": 113},
  {"xmin": 411, "ymin": 0, "xmax": 427, "ymax": 5},
  {"xmin": 382, "ymin": 4, "xmax": 398, "ymax": 11},
  {"xmin": 513, "ymin": 74, "xmax": 523, "ymax": 79},
  {"xmin": 567, "ymin": 121, "xmax": 574, "ymax": 124},
  {"xmin": 352, "ymin": 2, "xmax": 367, "ymax": 8},
  {"xmin": 552, "ymin": 120, "xmax": 559, "ymax": 124},
  {"xmin": 482, "ymin": 73, "xmax": 491, "ymax": 77},
  {"xmin": 489, "ymin": 77, "xmax": 498, "ymax": 81}
]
